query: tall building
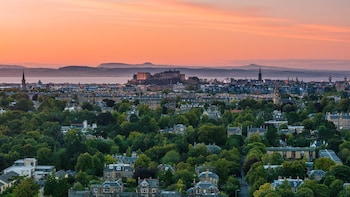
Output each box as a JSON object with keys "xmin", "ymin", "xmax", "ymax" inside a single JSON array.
[
  {"xmin": 258, "ymin": 67, "xmax": 262, "ymax": 82},
  {"xmin": 21, "ymin": 71, "xmax": 27, "ymax": 91},
  {"xmin": 273, "ymin": 83, "xmax": 279, "ymax": 105}
]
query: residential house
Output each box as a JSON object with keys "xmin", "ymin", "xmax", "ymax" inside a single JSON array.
[
  {"xmin": 266, "ymin": 147, "xmax": 316, "ymax": 160},
  {"xmin": 158, "ymin": 164, "xmax": 175, "ymax": 173},
  {"xmin": 160, "ymin": 191, "xmax": 181, "ymax": 197},
  {"xmin": 271, "ymin": 178, "xmax": 303, "ymax": 192},
  {"xmin": 198, "ymin": 171, "xmax": 219, "ymax": 186},
  {"xmin": 319, "ymin": 149, "xmax": 342, "ymax": 165},
  {"xmin": 2, "ymin": 158, "xmax": 55, "ymax": 180},
  {"xmin": 173, "ymin": 124, "xmax": 186, "ymax": 134},
  {"xmin": 126, "ymin": 105, "xmax": 139, "ymax": 121},
  {"xmin": 160, "ymin": 124, "xmax": 186, "ymax": 135},
  {"xmin": 90, "ymin": 180, "xmax": 124, "ymax": 196},
  {"xmin": 287, "ymin": 126, "xmax": 304, "ymax": 134},
  {"xmin": 227, "ymin": 126, "xmax": 242, "ymax": 136},
  {"xmin": 34, "ymin": 165, "xmax": 56, "ymax": 180},
  {"xmin": 247, "ymin": 127, "xmax": 267, "ymax": 137},
  {"xmin": 103, "ymin": 164, "xmax": 134, "ymax": 181},
  {"xmin": 0, "ymin": 171, "xmax": 19, "ymax": 194},
  {"xmin": 307, "ymin": 170, "xmax": 326, "ymax": 181},
  {"xmin": 136, "ymin": 178, "xmax": 160, "ymax": 197},
  {"xmin": 193, "ymin": 143, "xmax": 221, "ymax": 154},
  {"xmin": 326, "ymin": 112, "xmax": 350, "ymax": 130},
  {"xmin": 3, "ymin": 158, "xmax": 36, "ymax": 178},
  {"xmin": 55, "ymin": 169, "xmax": 76, "ymax": 179},
  {"xmin": 115, "ymin": 152, "xmax": 138, "ymax": 167},
  {"xmin": 186, "ymin": 181, "xmax": 220, "ymax": 197},
  {"xmin": 202, "ymin": 105, "xmax": 221, "ymax": 119},
  {"xmin": 173, "ymin": 82, "xmax": 186, "ymax": 92},
  {"xmin": 61, "ymin": 120, "xmax": 97, "ymax": 134}
]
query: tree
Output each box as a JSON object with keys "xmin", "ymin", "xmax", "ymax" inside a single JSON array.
[
  {"xmin": 212, "ymin": 158, "xmax": 233, "ymax": 184},
  {"xmin": 264, "ymin": 126, "xmax": 279, "ymax": 146},
  {"xmin": 75, "ymin": 152, "xmax": 95, "ymax": 175},
  {"xmin": 246, "ymin": 163, "xmax": 268, "ymax": 186},
  {"xmin": 314, "ymin": 157, "xmax": 335, "ymax": 172},
  {"xmin": 253, "ymin": 183, "xmax": 275, "ymax": 197},
  {"xmin": 13, "ymin": 178, "xmax": 39, "ymax": 197},
  {"xmin": 81, "ymin": 101, "xmax": 93, "ymax": 111},
  {"xmin": 161, "ymin": 150, "xmax": 180, "ymax": 164},
  {"xmin": 44, "ymin": 175, "xmax": 70, "ymax": 197},
  {"xmin": 133, "ymin": 167, "xmax": 156, "ymax": 179},
  {"xmin": 96, "ymin": 112, "xmax": 114, "ymax": 126},
  {"xmin": 75, "ymin": 171, "xmax": 93, "ymax": 187},
  {"xmin": 173, "ymin": 169, "xmax": 194, "ymax": 188},
  {"xmin": 313, "ymin": 184, "xmax": 330, "ymax": 197},
  {"xmin": 295, "ymin": 187, "xmax": 314, "ymax": 197},
  {"xmin": 262, "ymin": 152, "xmax": 284, "ymax": 165},
  {"xmin": 159, "ymin": 169, "xmax": 173, "ymax": 188},
  {"xmin": 329, "ymin": 165, "xmax": 350, "ymax": 182},
  {"xmin": 329, "ymin": 179, "xmax": 344, "ymax": 197},
  {"xmin": 198, "ymin": 124, "xmax": 227, "ymax": 146},
  {"xmin": 36, "ymin": 147, "xmax": 52, "ymax": 165},
  {"xmin": 135, "ymin": 154, "xmax": 152, "ymax": 168},
  {"xmin": 14, "ymin": 98, "xmax": 34, "ymax": 112},
  {"xmin": 276, "ymin": 180, "xmax": 294, "ymax": 197},
  {"xmin": 225, "ymin": 176, "xmax": 240, "ymax": 197},
  {"xmin": 282, "ymin": 160, "xmax": 306, "ymax": 179},
  {"xmin": 64, "ymin": 129, "xmax": 86, "ymax": 169}
]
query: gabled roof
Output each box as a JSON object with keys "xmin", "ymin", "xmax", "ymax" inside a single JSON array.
[
  {"xmin": 102, "ymin": 180, "xmax": 123, "ymax": 188},
  {"xmin": 198, "ymin": 171, "xmax": 219, "ymax": 179},
  {"xmin": 307, "ymin": 170, "xmax": 326, "ymax": 177},
  {"xmin": 138, "ymin": 179, "xmax": 159, "ymax": 188},
  {"xmin": 0, "ymin": 171, "xmax": 19, "ymax": 184},
  {"xmin": 195, "ymin": 181, "xmax": 218, "ymax": 189}
]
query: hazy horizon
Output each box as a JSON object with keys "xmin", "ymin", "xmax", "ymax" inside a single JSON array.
[
  {"xmin": 1, "ymin": 1, "xmax": 350, "ymax": 69},
  {"xmin": 1, "ymin": 59, "xmax": 350, "ymax": 71}
]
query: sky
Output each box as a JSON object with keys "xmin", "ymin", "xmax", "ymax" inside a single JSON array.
[{"xmin": 1, "ymin": 0, "xmax": 350, "ymax": 70}]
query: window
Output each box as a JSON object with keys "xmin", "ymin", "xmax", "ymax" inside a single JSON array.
[
  {"xmin": 103, "ymin": 187, "xmax": 111, "ymax": 193},
  {"xmin": 141, "ymin": 188, "xmax": 148, "ymax": 193}
]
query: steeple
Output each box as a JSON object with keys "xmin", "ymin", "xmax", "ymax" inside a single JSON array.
[
  {"xmin": 21, "ymin": 70, "xmax": 27, "ymax": 91},
  {"xmin": 258, "ymin": 66, "xmax": 262, "ymax": 82},
  {"xmin": 273, "ymin": 82, "xmax": 279, "ymax": 105}
]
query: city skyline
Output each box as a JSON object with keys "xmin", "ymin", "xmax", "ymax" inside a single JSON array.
[{"xmin": 1, "ymin": 0, "xmax": 350, "ymax": 70}]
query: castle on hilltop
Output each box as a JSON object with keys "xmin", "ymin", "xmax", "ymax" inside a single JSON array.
[{"xmin": 128, "ymin": 70, "xmax": 186, "ymax": 85}]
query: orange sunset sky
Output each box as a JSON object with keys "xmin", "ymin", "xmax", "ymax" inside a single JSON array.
[{"xmin": 1, "ymin": 0, "xmax": 350, "ymax": 70}]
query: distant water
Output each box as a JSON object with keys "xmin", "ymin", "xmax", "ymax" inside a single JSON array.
[
  {"xmin": 0, "ymin": 77, "xmax": 131, "ymax": 84},
  {"xmin": 0, "ymin": 76, "xmax": 345, "ymax": 84}
]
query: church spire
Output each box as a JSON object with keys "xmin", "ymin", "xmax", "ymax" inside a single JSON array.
[
  {"xmin": 258, "ymin": 66, "xmax": 262, "ymax": 82},
  {"xmin": 21, "ymin": 70, "xmax": 27, "ymax": 91}
]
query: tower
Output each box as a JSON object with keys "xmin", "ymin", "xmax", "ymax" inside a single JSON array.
[
  {"xmin": 258, "ymin": 67, "xmax": 262, "ymax": 82},
  {"xmin": 273, "ymin": 82, "xmax": 279, "ymax": 105},
  {"xmin": 21, "ymin": 70, "xmax": 27, "ymax": 91}
]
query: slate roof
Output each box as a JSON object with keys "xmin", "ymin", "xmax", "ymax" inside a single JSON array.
[
  {"xmin": 319, "ymin": 149, "xmax": 342, "ymax": 164},
  {"xmin": 138, "ymin": 179, "xmax": 159, "ymax": 188},
  {"xmin": 272, "ymin": 179, "xmax": 303, "ymax": 189},
  {"xmin": 0, "ymin": 171, "xmax": 19, "ymax": 184},
  {"xmin": 198, "ymin": 171, "xmax": 219, "ymax": 179},
  {"xmin": 307, "ymin": 170, "xmax": 326, "ymax": 178}
]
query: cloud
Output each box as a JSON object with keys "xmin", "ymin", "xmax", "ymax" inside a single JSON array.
[{"xmin": 45, "ymin": 0, "xmax": 350, "ymax": 44}]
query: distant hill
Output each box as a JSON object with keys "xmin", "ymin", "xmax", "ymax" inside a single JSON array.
[
  {"xmin": 231, "ymin": 64, "xmax": 309, "ymax": 71},
  {"xmin": 98, "ymin": 62, "xmax": 156, "ymax": 68},
  {"xmin": 0, "ymin": 64, "xmax": 25, "ymax": 69},
  {"xmin": 0, "ymin": 62, "xmax": 349, "ymax": 82}
]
